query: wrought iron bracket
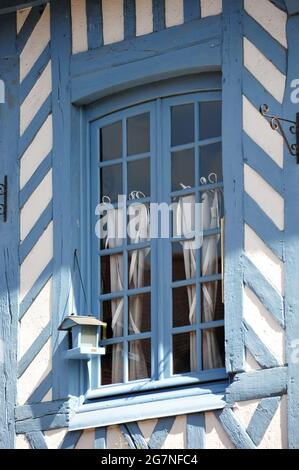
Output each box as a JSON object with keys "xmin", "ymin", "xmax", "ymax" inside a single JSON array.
[
  {"xmin": 0, "ymin": 175, "xmax": 8, "ymax": 222},
  {"xmin": 260, "ymin": 104, "xmax": 299, "ymax": 164}
]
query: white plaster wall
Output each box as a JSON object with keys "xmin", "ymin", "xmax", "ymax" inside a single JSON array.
[
  {"xmin": 244, "ymin": 286, "xmax": 285, "ymax": 364},
  {"xmin": 71, "ymin": 0, "xmax": 88, "ymax": 53},
  {"xmin": 201, "ymin": 0, "xmax": 222, "ymax": 18},
  {"xmin": 244, "ymin": 224, "xmax": 284, "ymax": 295},
  {"xmin": 17, "ymin": 8, "xmax": 31, "ymax": 34},
  {"xmin": 20, "ymin": 61, "xmax": 52, "ymax": 135},
  {"xmin": 244, "ymin": 37, "xmax": 286, "ymax": 104},
  {"xmin": 258, "ymin": 395, "xmax": 287, "ymax": 449},
  {"xmin": 102, "ymin": 0, "xmax": 124, "ymax": 45},
  {"xmin": 20, "ymin": 3, "xmax": 50, "ymax": 82},
  {"xmin": 136, "ymin": 0, "xmax": 153, "ymax": 36},
  {"xmin": 165, "ymin": 0, "xmax": 184, "ymax": 28},
  {"xmin": 244, "ymin": 0, "xmax": 287, "ymax": 48},
  {"xmin": 20, "ymin": 221, "xmax": 53, "ymax": 301},
  {"xmin": 19, "ymin": 280, "xmax": 52, "ymax": 359},
  {"xmin": 244, "ymin": 164, "xmax": 284, "ymax": 230},
  {"xmin": 243, "ymin": 95, "xmax": 284, "ymax": 168},
  {"xmin": 205, "ymin": 412, "xmax": 235, "ymax": 449},
  {"xmin": 20, "ymin": 114, "xmax": 53, "ymax": 189},
  {"xmin": 17, "ymin": 339, "xmax": 52, "ymax": 405}
]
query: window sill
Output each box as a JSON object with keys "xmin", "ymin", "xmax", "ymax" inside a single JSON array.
[{"xmin": 68, "ymin": 380, "xmax": 227, "ymax": 431}]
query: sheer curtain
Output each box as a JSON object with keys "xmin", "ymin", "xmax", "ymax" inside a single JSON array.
[
  {"xmin": 201, "ymin": 188, "xmax": 223, "ymax": 369},
  {"xmin": 128, "ymin": 202, "xmax": 150, "ymax": 380},
  {"xmin": 105, "ymin": 201, "xmax": 150, "ymax": 382},
  {"xmin": 178, "ymin": 188, "xmax": 223, "ymax": 371},
  {"xmin": 106, "ymin": 207, "xmax": 124, "ymax": 383},
  {"xmin": 176, "ymin": 193, "xmax": 197, "ymax": 370}
]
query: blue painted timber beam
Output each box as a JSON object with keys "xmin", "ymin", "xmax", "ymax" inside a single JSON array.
[{"xmin": 0, "ymin": 0, "xmax": 47, "ymax": 14}]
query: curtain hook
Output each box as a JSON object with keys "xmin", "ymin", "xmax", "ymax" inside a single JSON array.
[
  {"xmin": 200, "ymin": 177, "xmax": 207, "ymax": 185},
  {"xmin": 102, "ymin": 195, "xmax": 111, "ymax": 204},
  {"xmin": 136, "ymin": 191, "xmax": 146, "ymax": 199},
  {"xmin": 208, "ymin": 173, "xmax": 218, "ymax": 184}
]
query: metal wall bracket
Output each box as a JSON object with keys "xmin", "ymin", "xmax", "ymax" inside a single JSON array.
[
  {"xmin": 0, "ymin": 175, "xmax": 8, "ymax": 222},
  {"xmin": 260, "ymin": 104, "xmax": 299, "ymax": 164}
]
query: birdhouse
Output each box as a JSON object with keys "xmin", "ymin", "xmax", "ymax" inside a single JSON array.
[{"xmin": 58, "ymin": 314, "xmax": 106, "ymax": 360}]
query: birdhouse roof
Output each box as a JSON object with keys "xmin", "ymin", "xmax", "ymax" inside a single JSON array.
[{"xmin": 58, "ymin": 315, "xmax": 103, "ymax": 331}]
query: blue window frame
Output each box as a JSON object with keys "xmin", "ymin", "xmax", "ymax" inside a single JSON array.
[{"xmin": 88, "ymin": 89, "xmax": 226, "ymax": 398}]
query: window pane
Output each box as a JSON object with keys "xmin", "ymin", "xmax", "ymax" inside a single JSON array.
[
  {"xmin": 200, "ymin": 189, "xmax": 224, "ymax": 230},
  {"xmin": 128, "ymin": 204, "xmax": 150, "ymax": 244},
  {"xmin": 128, "ymin": 248, "xmax": 151, "ymax": 289},
  {"xmin": 129, "ymin": 338, "xmax": 151, "ymax": 381},
  {"xmin": 201, "ymin": 234, "xmax": 221, "ymax": 277},
  {"xmin": 173, "ymin": 332, "xmax": 197, "ymax": 374},
  {"xmin": 199, "ymin": 101, "xmax": 222, "ymax": 140},
  {"xmin": 172, "ymin": 194, "xmax": 196, "ymax": 238},
  {"xmin": 128, "ymin": 158, "xmax": 150, "ymax": 198},
  {"xmin": 101, "ymin": 343, "xmax": 123, "ymax": 385},
  {"xmin": 127, "ymin": 113, "xmax": 150, "ymax": 156},
  {"xmin": 201, "ymin": 282, "xmax": 224, "ymax": 323},
  {"xmin": 171, "ymin": 149, "xmax": 195, "ymax": 191},
  {"xmin": 100, "ymin": 121, "xmax": 122, "ymax": 162},
  {"xmin": 100, "ymin": 206, "xmax": 125, "ymax": 250},
  {"xmin": 171, "ymin": 103, "xmax": 194, "ymax": 146},
  {"xmin": 172, "ymin": 241, "xmax": 197, "ymax": 283},
  {"xmin": 101, "ymin": 164, "xmax": 122, "ymax": 204},
  {"xmin": 101, "ymin": 254, "xmax": 124, "ymax": 294},
  {"xmin": 129, "ymin": 293, "xmax": 151, "ymax": 334},
  {"xmin": 202, "ymin": 327, "xmax": 225, "ymax": 370},
  {"xmin": 199, "ymin": 142, "xmax": 222, "ymax": 183},
  {"xmin": 102, "ymin": 299, "xmax": 124, "ymax": 339},
  {"xmin": 173, "ymin": 285, "xmax": 196, "ymax": 327}
]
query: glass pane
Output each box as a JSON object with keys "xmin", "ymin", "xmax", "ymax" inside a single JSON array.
[
  {"xmin": 202, "ymin": 327, "xmax": 225, "ymax": 370},
  {"xmin": 102, "ymin": 299, "xmax": 124, "ymax": 338},
  {"xmin": 100, "ymin": 121, "xmax": 122, "ymax": 162},
  {"xmin": 101, "ymin": 343, "xmax": 123, "ymax": 385},
  {"xmin": 127, "ymin": 113, "xmax": 150, "ymax": 156},
  {"xmin": 201, "ymin": 281, "xmax": 224, "ymax": 323},
  {"xmin": 173, "ymin": 332, "xmax": 197, "ymax": 374},
  {"xmin": 101, "ymin": 164, "xmax": 122, "ymax": 204},
  {"xmin": 199, "ymin": 101, "xmax": 222, "ymax": 140},
  {"xmin": 129, "ymin": 338, "xmax": 151, "ymax": 381},
  {"xmin": 201, "ymin": 234, "xmax": 221, "ymax": 277},
  {"xmin": 128, "ymin": 204, "xmax": 150, "ymax": 244},
  {"xmin": 128, "ymin": 248, "xmax": 151, "ymax": 289},
  {"xmin": 173, "ymin": 285, "xmax": 196, "ymax": 327},
  {"xmin": 199, "ymin": 142, "xmax": 222, "ymax": 183},
  {"xmin": 100, "ymin": 206, "xmax": 125, "ymax": 250},
  {"xmin": 200, "ymin": 189, "xmax": 224, "ymax": 231},
  {"xmin": 171, "ymin": 149, "xmax": 195, "ymax": 191},
  {"xmin": 128, "ymin": 158, "xmax": 150, "ymax": 198},
  {"xmin": 172, "ymin": 241, "xmax": 197, "ymax": 282},
  {"xmin": 129, "ymin": 293, "xmax": 151, "ymax": 334},
  {"xmin": 101, "ymin": 254, "xmax": 124, "ymax": 294},
  {"xmin": 171, "ymin": 103, "xmax": 194, "ymax": 147},
  {"xmin": 172, "ymin": 194, "xmax": 196, "ymax": 239}
]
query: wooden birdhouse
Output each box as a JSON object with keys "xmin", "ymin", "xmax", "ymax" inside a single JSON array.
[{"xmin": 58, "ymin": 314, "xmax": 106, "ymax": 360}]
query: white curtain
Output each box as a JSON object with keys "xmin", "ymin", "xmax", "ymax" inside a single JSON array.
[
  {"xmin": 176, "ymin": 194, "xmax": 197, "ymax": 370},
  {"xmin": 201, "ymin": 188, "xmax": 223, "ymax": 370},
  {"xmin": 106, "ymin": 207, "xmax": 124, "ymax": 383},
  {"xmin": 178, "ymin": 189, "xmax": 223, "ymax": 371},
  {"xmin": 128, "ymin": 202, "xmax": 150, "ymax": 380},
  {"xmin": 105, "ymin": 202, "xmax": 150, "ymax": 382}
]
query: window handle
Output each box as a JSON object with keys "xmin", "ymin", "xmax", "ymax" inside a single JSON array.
[{"xmin": 221, "ymin": 217, "xmax": 225, "ymax": 304}]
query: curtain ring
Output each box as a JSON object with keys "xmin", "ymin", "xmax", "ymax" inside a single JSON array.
[
  {"xmin": 208, "ymin": 173, "xmax": 218, "ymax": 183},
  {"xmin": 136, "ymin": 191, "xmax": 146, "ymax": 199},
  {"xmin": 102, "ymin": 195, "xmax": 111, "ymax": 204},
  {"xmin": 129, "ymin": 191, "xmax": 137, "ymax": 200}
]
